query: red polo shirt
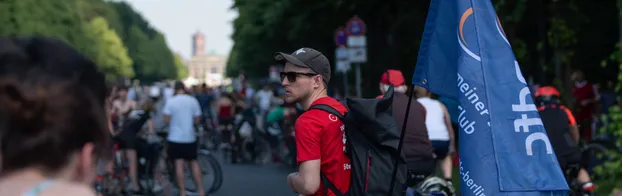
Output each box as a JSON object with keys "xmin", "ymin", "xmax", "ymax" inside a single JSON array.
[{"xmin": 296, "ymin": 97, "xmax": 351, "ymax": 196}]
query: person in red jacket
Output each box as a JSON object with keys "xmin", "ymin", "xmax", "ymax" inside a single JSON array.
[{"xmin": 571, "ymin": 70, "xmax": 600, "ymax": 142}]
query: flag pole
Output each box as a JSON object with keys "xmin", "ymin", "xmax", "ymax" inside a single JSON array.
[{"xmin": 388, "ymin": 83, "xmax": 415, "ymax": 195}]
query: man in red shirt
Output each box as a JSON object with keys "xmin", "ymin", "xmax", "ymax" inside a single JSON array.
[
  {"xmin": 571, "ymin": 70, "xmax": 600, "ymax": 142},
  {"xmin": 275, "ymin": 47, "xmax": 351, "ymax": 196}
]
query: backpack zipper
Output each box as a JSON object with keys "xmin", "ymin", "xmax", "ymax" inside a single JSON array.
[{"xmin": 365, "ymin": 149, "xmax": 371, "ymax": 192}]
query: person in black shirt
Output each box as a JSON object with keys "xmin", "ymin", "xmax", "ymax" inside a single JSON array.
[
  {"xmin": 117, "ymin": 99, "xmax": 154, "ymax": 193},
  {"xmin": 535, "ymin": 86, "xmax": 594, "ymax": 193},
  {"xmin": 377, "ymin": 70, "xmax": 436, "ymax": 187}
]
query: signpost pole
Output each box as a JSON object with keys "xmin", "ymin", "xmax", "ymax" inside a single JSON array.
[
  {"xmin": 345, "ymin": 16, "xmax": 366, "ymax": 98},
  {"xmin": 343, "ymin": 70, "xmax": 349, "ymax": 97},
  {"xmin": 355, "ymin": 63, "xmax": 361, "ymax": 97}
]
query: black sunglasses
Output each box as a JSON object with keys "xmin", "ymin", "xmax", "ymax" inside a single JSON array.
[{"xmin": 280, "ymin": 71, "xmax": 318, "ymax": 83}]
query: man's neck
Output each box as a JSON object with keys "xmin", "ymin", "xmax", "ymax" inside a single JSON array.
[{"xmin": 301, "ymin": 89, "xmax": 328, "ymax": 110}]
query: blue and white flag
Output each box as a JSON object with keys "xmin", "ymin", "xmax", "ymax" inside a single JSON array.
[{"xmin": 412, "ymin": 0, "xmax": 569, "ymax": 195}]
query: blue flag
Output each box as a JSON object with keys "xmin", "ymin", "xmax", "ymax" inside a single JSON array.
[{"xmin": 412, "ymin": 0, "xmax": 569, "ymax": 195}]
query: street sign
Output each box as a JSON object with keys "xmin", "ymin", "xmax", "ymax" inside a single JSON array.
[
  {"xmin": 336, "ymin": 60, "xmax": 350, "ymax": 73},
  {"xmin": 347, "ymin": 36, "xmax": 366, "ymax": 47},
  {"xmin": 346, "ymin": 16, "xmax": 367, "ymax": 36},
  {"xmin": 335, "ymin": 27, "xmax": 348, "ymax": 46},
  {"xmin": 348, "ymin": 47, "xmax": 367, "ymax": 63},
  {"xmin": 336, "ymin": 46, "xmax": 349, "ymax": 60}
]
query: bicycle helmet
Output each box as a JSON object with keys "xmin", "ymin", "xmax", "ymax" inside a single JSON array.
[
  {"xmin": 535, "ymin": 86, "xmax": 560, "ymax": 106},
  {"xmin": 415, "ymin": 176, "xmax": 455, "ymax": 196}
]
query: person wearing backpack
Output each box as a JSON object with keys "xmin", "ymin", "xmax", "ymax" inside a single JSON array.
[
  {"xmin": 377, "ymin": 70, "xmax": 436, "ymax": 186},
  {"xmin": 275, "ymin": 48, "xmax": 351, "ymax": 196}
]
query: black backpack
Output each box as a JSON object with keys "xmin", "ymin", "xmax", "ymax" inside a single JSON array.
[{"xmin": 309, "ymin": 86, "xmax": 407, "ymax": 196}]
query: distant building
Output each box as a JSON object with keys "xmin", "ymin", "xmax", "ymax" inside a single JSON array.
[
  {"xmin": 187, "ymin": 30, "xmax": 227, "ymax": 86},
  {"xmin": 192, "ymin": 31, "xmax": 205, "ymax": 56}
]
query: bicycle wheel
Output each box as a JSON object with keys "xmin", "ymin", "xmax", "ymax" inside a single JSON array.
[
  {"xmin": 199, "ymin": 150, "xmax": 224, "ymax": 193},
  {"xmin": 178, "ymin": 150, "xmax": 223, "ymax": 194},
  {"xmin": 585, "ymin": 142, "xmax": 611, "ymax": 175},
  {"xmin": 253, "ymin": 134, "xmax": 273, "ymax": 164}
]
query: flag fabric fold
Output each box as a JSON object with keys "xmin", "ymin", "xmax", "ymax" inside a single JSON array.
[{"xmin": 412, "ymin": 0, "xmax": 569, "ymax": 195}]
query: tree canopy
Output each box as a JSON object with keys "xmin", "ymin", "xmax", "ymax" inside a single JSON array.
[
  {"xmin": 84, "ymin": 16, "xmax": 134, "ymax": 80},
  {"xmin": 0, "ymin": 0, "xmax": 182, "ymax": 83},
  {"xmin": 228, "ymin": 0, "xmax": 619, "ymax": 97}
]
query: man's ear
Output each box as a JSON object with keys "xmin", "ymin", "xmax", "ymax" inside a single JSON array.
[{"xmin": 314, "ymin": 75, "xmax": 322, "ymax": 88}]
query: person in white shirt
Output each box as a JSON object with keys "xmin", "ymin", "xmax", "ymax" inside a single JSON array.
[
  {"xmin": 414, "ymin": 86, "xmax": 456, "ymax": 185},
  {"xmin": 162, "ymin": 81, "xmax": 205, "ymax": 196},
  {"xmin": 254, "ymin": 85, "xmax": 274, "ymax": 129},
  {"xmin": 245, "ymin": 86, "xmax": 255, "ymax": 101}
]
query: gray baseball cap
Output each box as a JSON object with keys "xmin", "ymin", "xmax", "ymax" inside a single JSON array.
[{"xmin": 274, "ymin": 47, "xmax": 331, "ymax": 84}]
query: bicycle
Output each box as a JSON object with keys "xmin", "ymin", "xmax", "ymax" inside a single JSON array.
[
  {"xmin": 140, "ymin": 131, "xmax": 223, "ymax": 196},
  {"xmin": 95, "ymin": 138, "xmax": 132, "ymax": 196},
  {"xmin": 564, "ymin": 164, "xmax": 594, "ymax": 196},
  {"xmin": 200, "ymin": 112, "xmax": 221, "ymax": 151},
  {"xmin": 583, "ymin": 138, "xmax": 616, "ymax": 174},
  {"xmin": 230, "ymin": 114, "xmax": 274, "ymax": 165}
]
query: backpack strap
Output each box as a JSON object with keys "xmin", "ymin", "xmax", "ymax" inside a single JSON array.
[
  {"xmin": 308, "ymin": 104, "xmax": 345, "ymax": 119},
  {"xmin": 310, "ymin": 104, "xmax": 347, "ymax": 196},
  {"xmin": 321, "ymin": 172, "xmax": 346, "ymax": 196}
]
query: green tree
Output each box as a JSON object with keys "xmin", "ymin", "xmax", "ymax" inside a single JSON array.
[
  {"xmin": 174, "ymin": 53, "xmax": 189, "ymax": 79},
  {"xmin": 104, "ymin": 1, "xmax": 178, "ymax": 83},
  {"xmin": 0, "ymin": 0, "xmax": 91, "ymax": 52},
  {"xmin": 84, "ymin": 16, "xmax": 134, "ymax": 80}
]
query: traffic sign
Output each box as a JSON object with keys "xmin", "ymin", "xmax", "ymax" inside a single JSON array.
[
  {"xmin": 335, "ymin": 46, "xmax": 349, "ymax": 60},
  {"xmin": 335, "ymin": 27, "xmax": 348, "ymax": 46},
  {"xmin": 346, "ymin": 16, "xmax": 366, "ymax": 36},
  {"xmin": 347, "ymin": 36, "xmax": 366, "ymax": 47},
  {"xmin": 336, "ymin": 60, "xmax": 350, "ymax": 73},
  {"xmin": 348, "ymin": 47, "xmax": 367, "ymax": 63}
]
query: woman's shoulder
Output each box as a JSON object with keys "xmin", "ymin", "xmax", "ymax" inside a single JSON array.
[{"xmin": 42, "ymin": 182, "xmax": 96, "ymax": 196}]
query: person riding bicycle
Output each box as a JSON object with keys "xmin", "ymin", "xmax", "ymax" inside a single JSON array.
[
  {"xmin": 535, "ymin": 86, "xmax": 595, "ymax": 193},
  {"xmin": 117, "ymin": 98, "xmax": 155, "ymax": 194},
  {"xmin": 264, "ymin": 104, "xmax": 298, "ymax": 163}
]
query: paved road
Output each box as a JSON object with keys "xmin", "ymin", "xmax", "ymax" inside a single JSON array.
[{"xmin": 210, "ymin": 152, "xmax": 297, "ymax": 196}]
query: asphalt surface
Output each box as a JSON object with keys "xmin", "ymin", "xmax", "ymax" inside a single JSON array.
[{"xmin": 210, "ymin": 151, "xmax": 297, "ymax": 196}]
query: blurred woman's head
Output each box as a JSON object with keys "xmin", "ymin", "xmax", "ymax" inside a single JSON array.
[{"xmin": 0, "ymin": 37, "xmax": 110, "ymax": 183}]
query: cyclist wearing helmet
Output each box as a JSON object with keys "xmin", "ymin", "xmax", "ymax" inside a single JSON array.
[{"xmin": 535, "ymin": 86, "xmax": 594, "ymax": 193}]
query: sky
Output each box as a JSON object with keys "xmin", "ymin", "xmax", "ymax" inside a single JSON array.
[{"xmin": 124, "ymin": 0, "xmax": 237, "ymax": 59}]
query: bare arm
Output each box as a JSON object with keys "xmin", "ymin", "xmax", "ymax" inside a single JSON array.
[
  {"xmin": 147, "ymin": 119, "xmax": 154, "ymax": 134},
  {"xmin": 569, "ymin": 124, "xmax": 580, "ymax": 143},
  {"xmin": 194, "ymin": 116, "xmax": 201, "ymax": 125},
  {"xmin": 440, "ymin": 103, "xmax": 456, "ymax": 152},
  {"xmin": 164, "ymin": 115, "xmax": 171, "ymax": 125},
  {"xmin": 562, "ymin": 107, "xmax": 580, "ymax": 143},
  {"xmin": 288, "ymin": 160, "xmax": 321, "ymax": 195}
]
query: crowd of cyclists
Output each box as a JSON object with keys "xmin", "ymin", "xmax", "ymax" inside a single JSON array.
[
  {"xmin": 0, "ymin": 37, "xmax": 612, "ymax": 196},
  {"xmin": 99, "ymin": 77, "xmax": 302, "ymax": 195}
]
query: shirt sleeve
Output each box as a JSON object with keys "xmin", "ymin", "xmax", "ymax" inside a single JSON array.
[
  {"xmin": 295, "ymin": 114, "xmax": 323, "ymax": 163},
  {"xmin": 162, "ymin": 101, "xmax": 172, "ymax": 115},
  {"xmin": 561, "ymin": 106, "xmax": 577, "ymax": 126},
  {"xmin": 192, "ymin": 99, "xmax": 202, "ymax": 117}
]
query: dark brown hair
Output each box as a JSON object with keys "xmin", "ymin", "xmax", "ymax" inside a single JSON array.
[{"xmin": 0, "ymin": 37, "xmax": 111, "ymax": 174}]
